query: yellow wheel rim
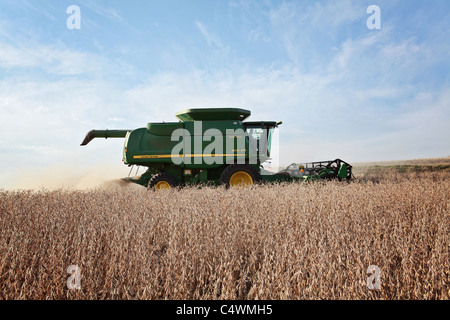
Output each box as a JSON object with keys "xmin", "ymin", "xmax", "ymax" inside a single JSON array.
[
  {"xmin": 155, "ymin": 181, "xmax": 171, "ymax": 190},
  {"xmin": 229, "ymin": 171, "xmax": 253, "ymax": 187}
]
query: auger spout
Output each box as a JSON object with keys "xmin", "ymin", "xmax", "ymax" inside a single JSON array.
[{"xmin": 80, "ymin": 129, "xmax": 130, "ymax": 146}]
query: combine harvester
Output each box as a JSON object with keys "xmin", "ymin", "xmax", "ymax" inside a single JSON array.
[{"xmin": 81, "ymin": 108, "xmax": 352, "ymax": 190}]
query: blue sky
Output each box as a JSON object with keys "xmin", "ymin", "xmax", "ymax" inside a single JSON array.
[{"xmin": 0, "ymin": 0, "xmax": 449, "ymax": 188}]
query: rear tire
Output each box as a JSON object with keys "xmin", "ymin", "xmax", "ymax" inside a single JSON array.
[
  {"xmin": 148, "ymin": 172, "xmax": 178, "ymax": 191},
  {"xmin": 220, "ymin": 164, "xmax": 261, "ymax": 188}
]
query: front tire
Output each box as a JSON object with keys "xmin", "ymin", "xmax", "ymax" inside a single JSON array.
[{"xmin": 148, "ymin": 172, "xmax": 178, "ymax": 191}]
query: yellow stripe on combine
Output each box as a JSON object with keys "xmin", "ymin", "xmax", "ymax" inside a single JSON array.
[{"xmin": 133, "ymin": 154, "xmax": 246, "ymax": 159}]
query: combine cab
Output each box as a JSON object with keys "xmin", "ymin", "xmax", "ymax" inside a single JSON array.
[{"xmin": 81, "ymin": 108, "xmax": 353, "ymax": 189}]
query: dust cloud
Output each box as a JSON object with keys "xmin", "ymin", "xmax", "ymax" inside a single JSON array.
[{"xmin": 6, "ymin": 164, "xmax": 144, "ymax": 191}]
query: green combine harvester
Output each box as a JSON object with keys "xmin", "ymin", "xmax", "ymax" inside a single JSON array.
[{"xmin": 81, "ymin": 108, "xmax": 352, "ymax": 190}]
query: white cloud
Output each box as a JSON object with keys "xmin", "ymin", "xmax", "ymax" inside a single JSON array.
[
  {"xmin": 0, "ymin": 41, "xmax": 105, "ymax": 75},
  {"xmin": 79, "ymin": 1, "xmax": 125, "ymax": 23},
  {"xmin": 195, "ymin": 21, "xmax": 225, "ymax": 48},
  {"xmin": 267, "ymin": 0, "xmax": 365, "ymax": 67}
]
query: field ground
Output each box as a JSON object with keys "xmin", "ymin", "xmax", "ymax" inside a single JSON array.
[
  {"xmin": 0, "ymin": 159, "xmax": 449, "ymax": 299},
  {"xmin": 353, "ymin": 156, "xmax": 450, "ymax": 167},
  {"xmin": 352, "ymin": 156, "xmax": 450, "ymax": 177}
]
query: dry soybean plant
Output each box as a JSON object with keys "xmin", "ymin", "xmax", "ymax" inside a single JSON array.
[{"xmin": 0, "ymin": 170, "xmax": 448, "ymax": 299}]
